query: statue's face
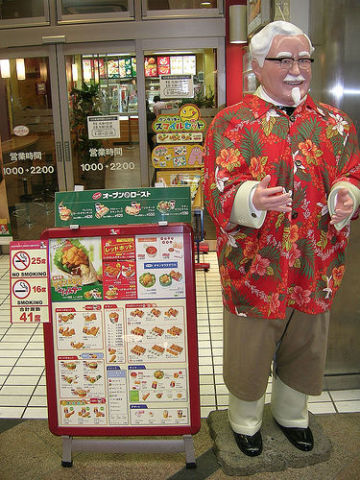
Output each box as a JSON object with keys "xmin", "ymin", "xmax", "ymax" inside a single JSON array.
[{"xmin": 252, "ymin": 34, "xmax": 312, "ymax": 105}]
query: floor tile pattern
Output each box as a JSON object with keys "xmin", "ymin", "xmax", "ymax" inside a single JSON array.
[{"xmin": 0, "ymin": 252, "xmax": 359, "ymax": 419}]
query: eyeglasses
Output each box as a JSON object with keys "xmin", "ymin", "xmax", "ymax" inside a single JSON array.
[{"xmin": 264, "ymin": 57, "xmax": 314, "ymax": 70}]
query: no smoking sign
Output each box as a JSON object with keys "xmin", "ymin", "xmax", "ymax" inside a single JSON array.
[{"xmin": 12, "ymin": 251, "xmax": 31, "ymax": 271}]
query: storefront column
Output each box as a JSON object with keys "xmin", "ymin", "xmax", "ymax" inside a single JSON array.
[{"xmin": 225, "ymin": 0, "xmax": 248, "ymax": 106}]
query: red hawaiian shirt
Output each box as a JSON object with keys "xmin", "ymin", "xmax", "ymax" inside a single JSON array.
[{"xmin": 204, "ymin": 94, "xmax": 360, "ymax": 319}]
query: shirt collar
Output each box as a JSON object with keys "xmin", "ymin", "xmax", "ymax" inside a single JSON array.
[
  {"xmin": 242, "ymin": 87, "xmax": 326, "ymax": 119},
  {"xmin": 254, "ymin": 85, "xmax": 307, "ymax": 107}
]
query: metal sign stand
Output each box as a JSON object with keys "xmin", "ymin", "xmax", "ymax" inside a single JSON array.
[{"xmin": 61, "ymin": 434, "xmax": 196, "ymax": 468}]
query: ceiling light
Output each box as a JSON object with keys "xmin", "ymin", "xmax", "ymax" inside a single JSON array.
[
  {"xmin": 72, "ymin": 63, "xmax": 78, "ymax": 82},
  {"xmin": 0, "ymin": 59, "xmax": 10, "ymax": 78},
  {"xmin": 16, "ymin": 58, "xmax": 26, "ymax": 80},
  {"xmin": 229, "ymin": 4, "xmax": 248, "ymax": 44}
]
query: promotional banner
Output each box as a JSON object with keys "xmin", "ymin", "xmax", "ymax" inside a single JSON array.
[
  {"xmin": 152, "ymin": 144, "xmax": 203, "ymax": 169},
  {"xmin": 55, "ymin": 187, "xmax": 191, "ymax": 227}
]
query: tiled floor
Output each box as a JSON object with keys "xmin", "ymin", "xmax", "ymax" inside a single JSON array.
[{"xmin": 0, "ymin": 252, "xmax": 360, "ymax": 420}]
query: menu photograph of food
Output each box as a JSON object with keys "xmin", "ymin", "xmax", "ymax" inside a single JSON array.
[
  {"xmin": 104, "ymin": 305, "xmax": 126, "ymax": 364},
  {"xmin": 135, "ymin": 234, "xmax": 185, "ymax": 299},
  {"xmin": 144, "ymin": 56, "xmax": 158, "ymax": 77},
  {"xmin": 157, "ymin": 56, "xmax": 170, "ymax": 75},
  {"xmin": 129, "ymin": 367, "xmax": 187, "ymax": 404},
  {"xmin": 53, "ymin": 299, "xmax": 189, "ymax": 428},
  {"xmin": 107, "ymin": 59, "xmax": 119, "ymax": 78},
  {"xmin": 49, "ymin": 231, "xmax": 194, "ymax": 429},
  {"xmin": 56, "ymin": 307, "xmax": 103, "ymax": 351},
  {"xmin": 126, "ymin": 304, "xmax": 185, "ymax": 363},
  {"xmin": 130, "ymin": 405, "xmax": 189, "ymax": 426},
  {"xmin": 49, "ymin": 237, "xmax": 103, "ymax": 302}
]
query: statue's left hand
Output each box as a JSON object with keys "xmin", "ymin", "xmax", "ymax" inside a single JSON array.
[{"xmin": 330, "ymin": 188, "xmax": 354, "ymax": 225}]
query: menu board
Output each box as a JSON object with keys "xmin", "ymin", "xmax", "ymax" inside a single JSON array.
[
  {"xmin": 41, "ymin": 224, "xmax": 200, "ymax": 436},
  {"xmin": 107, "ymin": 59, "xmax": 119, "ymax": 78},
  {"xmin": 157, "ymin": 56, "xmax": 170, "ymax": 75},
  {"xmin": 145, "ymin": 56, "xmax": 158, "ymax": 77}
]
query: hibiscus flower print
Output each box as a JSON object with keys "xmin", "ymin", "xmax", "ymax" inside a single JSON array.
[
  {"xmin": 332, "ymin": 265, "xmax": 345, "ymax": 287},
  {"xmin": 298, "ymin": 139, "xmax": 323, "ymax": 165},
  {"xmin": 289, "ymin": 224, "xmax": 299, "ymax": 243},
  {"xmin": 290, "ymin": 285, "xmax": 312, "ymax": 305},
  {"xmin": 243, "ymin": 239, "xmax": 258, "ymax": 259},
  {"xmin": 328, "ymin": 112, "xmax": 349, "ymax": 136},
  {"xmin": 219, "ymin": 264, "xmax": 232, "ymax": 288},
  {"xmin": 249, "ymin": 156, "xmax": 267, "ymax": 180},
  {"xmin": 215, "ymin": 148, "xmax": 242, "ymax": 172},
  {"xmin": 269, "ymin": 293, "xmax": 281, "ymax": 314},
  {"xmin": 288, "ymin": 243, "xmax": 301, "ymax": 267},
  {"xmin": 250, "ymin": 254, "xmax": 270, "ymax": 276}
]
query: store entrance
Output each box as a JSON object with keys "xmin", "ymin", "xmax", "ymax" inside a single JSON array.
[
  {"xmin": 0, "ymin": 43, "xmax": 142, "ymax": 241},
  {"xmin": 0, "ymin": 43, "xmax": 220, "ymax": 242}
]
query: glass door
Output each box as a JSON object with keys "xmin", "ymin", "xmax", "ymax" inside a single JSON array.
[
  {"xmin": 61, "ymin": 43, "xmax": 143, "ymax": 192},
  {"xmin": 0, "ymin": 42, "xmax": 145, "ymax": 240},
  {"xmin": 0, "ymin": 48, "xmax": 64, "ymax": 241}
]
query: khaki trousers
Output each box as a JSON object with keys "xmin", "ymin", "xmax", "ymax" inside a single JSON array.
[{"xmin": 223, "ymin": 307, "xmax": 330, "ymax": 401}]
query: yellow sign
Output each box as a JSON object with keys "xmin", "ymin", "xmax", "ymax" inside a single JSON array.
[
  {"xmin": 155, "ymin": 169, "xmax": 203, "ymax": 210},
  {"xmin": 152, "ymin": 104, "xmax": 207, "ymax": 133},
  {"xmin": 152, "ymin": 144, "xmax": 203, "ymax": 169}
]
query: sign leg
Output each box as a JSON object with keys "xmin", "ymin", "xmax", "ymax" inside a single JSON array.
[
  {"xmin": 183, "ymin": 434, "xmax": 196, "ymax": 468},
  {"xmin": 62, "ymin": 436, "xmax": 73, "ymax": 467}
]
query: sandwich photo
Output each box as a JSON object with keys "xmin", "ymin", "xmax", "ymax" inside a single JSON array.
[{"xmin": 53, "ymin": 239, "xmax": 99, "ymax": 285}]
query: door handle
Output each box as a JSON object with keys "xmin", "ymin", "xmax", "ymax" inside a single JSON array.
[
  {"xmin": 55, "ymin": 141, "xmax": 63, "ymax": 163},
  {"xmin": 64, "ymin": 141, "xmax": 71, "ymax": 163}
]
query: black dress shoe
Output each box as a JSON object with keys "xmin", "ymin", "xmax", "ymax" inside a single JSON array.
[
  {"xmin": 233, "ymin": 430, "xmax": 262, "ymax": 457},
  {"xmin": 275, "ymin": 421, "xmax": 314, "ymax": 451}
]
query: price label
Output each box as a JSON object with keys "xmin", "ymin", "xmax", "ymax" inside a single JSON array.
[{"xmin": 11, "ymin": 307, "xmax": 48, "ymax": 324}]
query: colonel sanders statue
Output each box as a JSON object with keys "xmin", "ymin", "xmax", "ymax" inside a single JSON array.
[{"xmin": 204, "ymin": 20, "xmax": 360, "ymax": 456}]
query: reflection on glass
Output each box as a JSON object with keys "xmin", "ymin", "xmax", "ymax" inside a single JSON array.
[
  {"xmin": 61, "ymin": 0, "xmax": 129, "ymax": 15},
  {"xmin": 0, "ymin": 57, "xmax": 58, "ymax": 240},
  {"xmin": 66, "ymin": 53, "xmax": 140, "ymax": 192},
  {"xmin": 146, "ymin": 0, "xmax": 217, "ymax": 10},
  {"xmin": 0, "ymin": 0, "xmax": 44, "ymax": 20}
]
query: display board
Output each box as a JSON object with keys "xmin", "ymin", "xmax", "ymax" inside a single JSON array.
[
  {"xmin": 41, "ymin": 223, "xmax": 200, "ymax": 437},
  {"xmin": 55, "ymin": 186, "xmax": 192, "ymax": 227}
]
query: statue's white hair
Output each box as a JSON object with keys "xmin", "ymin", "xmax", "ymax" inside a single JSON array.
[{"xmin": 250, "ymin": 21, "xmax": 314, "ymax": 67}]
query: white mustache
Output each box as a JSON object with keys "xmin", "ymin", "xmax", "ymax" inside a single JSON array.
[{"xmin": 284, "ymin": 74, "xmax": 305, "ymax": 82}]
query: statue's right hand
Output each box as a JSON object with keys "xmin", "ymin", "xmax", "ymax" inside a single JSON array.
[{"xmin": 252, "ymin": 175, "xmax": 292, "ymax": 212}]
